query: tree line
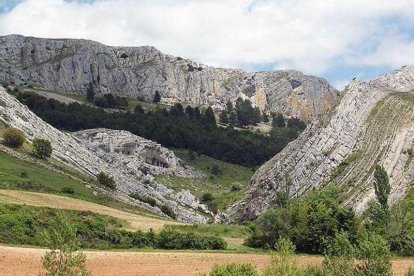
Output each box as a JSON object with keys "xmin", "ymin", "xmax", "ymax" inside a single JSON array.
[{"xmin": 17, "ymin": 91, "xmax": 306, "ymax": 166}]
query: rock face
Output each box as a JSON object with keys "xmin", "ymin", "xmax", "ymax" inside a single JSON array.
[
  {"xmin": 0, "ymin": 35, "xmax": 337, "ymax": 120},
  {"xmin": 73, "ymin": 128, "xmax": 204, "ymax": 178},
  {"xmin": 0, "ymin": 87, "xmax": 209, "ymax": 222},
  {"xmin": 226, "ymin": 66, "xmax": 414, "ymax": 221}
]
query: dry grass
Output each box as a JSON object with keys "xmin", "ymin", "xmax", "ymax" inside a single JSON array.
[
  {"xmin": 0, "ymin": 189, "xmax": 183, "ymax": 231},
  {"xmin": 2, "ymin": 245, "xmax": 414, "ymax": 276}
]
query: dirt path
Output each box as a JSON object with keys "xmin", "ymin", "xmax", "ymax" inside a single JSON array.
[
  {"xmin": 0, "ymin": 190, "xmax": 182, "ymax": 231},
  {"xmin": 1, "ymin": 245, "xmax": 414, "ymax": 276}
]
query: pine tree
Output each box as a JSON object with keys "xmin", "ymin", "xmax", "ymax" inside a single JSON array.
[
  {"xmin": 272, "ymin": 113, "xmax": 285, "ymax": 128},
  {"xmin": 374, "ymin": 165, "xmax": 390, "ymax": 210},
  {"xmin": 219, "ymin": 111, "xmax": 229, "ymax": 124},
  {"xmin": 86, "ymin": 83, "xmax": 95, "ymax": 101},
  {"xmin": 153, "ymin": 91, "xmax": 161, "ymax": 103}
]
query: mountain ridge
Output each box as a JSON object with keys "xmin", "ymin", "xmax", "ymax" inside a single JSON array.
[{"xmin": 0, "ymin": 34, "xmax": 337, "ymax": 120}]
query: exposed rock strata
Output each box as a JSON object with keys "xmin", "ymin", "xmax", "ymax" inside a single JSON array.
[
  {"xmin": 0, "ymin": 87, "xmax": 209, "ymax": 222},
  {"xmin": 0, "ymin": 35, "xmax": 337, "ymax": 120},
  {"xmin": 226, "ymin": 66, "xmax": 414, "ymax": 221}
]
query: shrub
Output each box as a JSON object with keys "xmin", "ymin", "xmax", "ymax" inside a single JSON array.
[
  {"xmin": 42, "ymin": 212, "xmax": 91, "ymax": 276},
  {"xmin": 96, "ymin": 172, "xmax": 116, "ymax": 190},
  {"xmin": 32, "ymin": 138, "xmax": 52, "ymax": 159},
  {"xmin": 356, "ymin": 232, "xmax": 391, "ymax": 276},
  {"xmin": 211, "ymin": 164, "xmax": 222, "ymax": 175},
  {"xmin": 157, "ymin": 228, "xmax": 226, "ymax": 250},
  {"xmin": 160, "ymin": 205, "xmax": 176, "ymax": 219},
  {"xmin": 61, "ymin": 187, "xmax": 75, "ymax": 195},
  {"xmin": 2, "ymin": 127, "xmax": 25, "ymax": 148},
  {"xmin": 389, "ymin": 231, "xmax": 414, "ymax": 256},
  {"xmin": 129, "ymin": 192, "xmax": 157, "ymax": 207},
  {"xmin": 204, "ymin": 263, "xmax": 258, "ymax": 276},
  {"xmin": 202, "ymin": 193, "xmax": 214, "ymax": 203}
]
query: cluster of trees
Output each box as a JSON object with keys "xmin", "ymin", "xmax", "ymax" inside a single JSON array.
[
  {"xmin": 219, "ymin": 99, "xmax": 262, "ymax": 127},
  {"xmin": 17, "ymin": 92, "xmax": 305, "ymax": 166},
  {"xmin": 245, "ymin": 165, "xmax": 414, "ymax": 258},
  {"xmin": 271, "ymin": 112, "xmax": 307, "ymax": 130},
  {"xmin": 86, "ymin": 83, "xmax": 128, "ymax": 108}
]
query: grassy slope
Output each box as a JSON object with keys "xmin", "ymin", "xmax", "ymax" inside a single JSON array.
[{"xmin": 156, "ymin": 149, "xmax": 255, "ymax": 211}]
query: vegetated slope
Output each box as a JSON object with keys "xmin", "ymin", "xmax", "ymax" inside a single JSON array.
[
  {"xmin": 0, "ymin": 86, "xmax": 211, "ymax": 223},
  {"xmin": 0, "ymin": 190, "xmax": 180, "ymax": 231},
  {"xmin": 0, "ymin": 34, "xmax": 337, "ymax": 120},
  {"xmin": 226, "ymin": 66, "xmax": 414, "ymax": 221}
]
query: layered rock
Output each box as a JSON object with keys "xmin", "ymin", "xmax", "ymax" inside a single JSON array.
[
  {"xmin": 73, "ymin": 128, "xmax": 204, "ymax": 178},
  {"xmin": 0, "ymin": 35, "xmax": 337, "ymax": 120},
  {"xmin": 226, "ymin": 66, "xmax": 414, "ymax": 221},
  {"xmin": 0, "ymin": 87, "xmax": 209, "ymax": 222}
]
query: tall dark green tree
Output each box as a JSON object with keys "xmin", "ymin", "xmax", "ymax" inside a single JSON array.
[
  {"xmin": 219, "ymin": 111, "xmax": 228, "ymax": 124},
  {"xmin": 374, "ymin": 165, "xmax": 391, "ymax": 210},
  {"xmin": 203, "ymin": 107, "xmax": 216, "ymax": 126},
  {"xmin": 86, "ymin": 83, "xmax": 95, "ymax": 101},
  {"xmin": 272, "ymin": 113, "xmax": 285, "ymax": 128},
  {"xmin": 153, "ymin": 90, "xmax": 161, "ymax": 103}
]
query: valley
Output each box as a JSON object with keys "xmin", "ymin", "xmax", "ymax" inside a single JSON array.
[{"xmin": 0, "ymin": 34, "xmax": 414, "ymax": 276}]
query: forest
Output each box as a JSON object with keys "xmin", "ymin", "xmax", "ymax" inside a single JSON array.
[{"xmin": 16, "ymin": 91, "xmax": 305, "ymax": 166}]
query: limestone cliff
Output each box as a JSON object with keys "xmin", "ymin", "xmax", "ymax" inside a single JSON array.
[
  {"xmin": 0, "ymin": 87, "xmax": 209, "ymax": 222},
  {"xmin": 226, "ymin": 66, "xmax": 414, "ymax": 221},
  {"xmin": 0, "ymin": 35, "xmax": 337, "ymax": 120}
]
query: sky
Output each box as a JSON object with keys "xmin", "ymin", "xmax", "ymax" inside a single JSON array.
[{"xmin": 0, "ymin": 0, "xmax": 413, "ymax": 90}]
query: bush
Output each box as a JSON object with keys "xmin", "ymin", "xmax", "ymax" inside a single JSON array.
[
  {"xmin": 211, "ymin": 164, "xmax": 222, "ymax": 175},
  {"xmin": 356, "ymin": 232, "xmax": 391, "ymax": 276},
  {"xmin": 160, "ymin": 205, "xmax": 176, "ymax": 219},
  {"xmin": 204, "ymin": 263, "xmax": 258, "ymax": 276},
  {"xmin": 32, "ymin": 138, "xmax": 52, "ymax": 159},
  {"xmin": 129, "ymin": 192, "xmax": 156, "ymax": 207},
  {"xmin": 389, "ymin": 231, "xmax": 414, "ymax": 256},
  {"xmin": 2, "ymin": 127, "xmax": 25, "ymax": 148},
  {"xmin": 157, "ymin": 228, "xmax": 226, "ymax": 250},
  {"xmin": 202, "ymin": 193, "xmax": 214, "ymax": 203},
  {"xmin": 61, "ymin": 187, "xmax": 75, "ymax": 195},
  {"xmin": 96, "ymin": 172, "xmax": 116, "ymax": 190}
]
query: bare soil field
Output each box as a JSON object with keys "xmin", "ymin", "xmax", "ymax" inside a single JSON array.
[
  {"xmin": 1, "ymin": 245, "xmax": 414, "ymax": 276},
  {"xmin": 0, "ymin": 190, "xmax": 182, "ymax": 231}
]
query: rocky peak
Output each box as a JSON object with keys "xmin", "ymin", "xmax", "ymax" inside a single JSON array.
[{"xmin": 0, "ymin": 35, "xmax": 338, "ymax": 120}]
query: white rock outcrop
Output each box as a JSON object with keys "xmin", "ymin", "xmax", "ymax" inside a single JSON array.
[
  {"xmin": 0, "ymin": 35, "xmax": 338, "ymax": 121},
  {"xmin": 0, "ymin": 87, "xmax": 209, "ymax": 222},
  {"xmin": 226, "ymin": 66, "xmax": 414, "ymax": 221}
]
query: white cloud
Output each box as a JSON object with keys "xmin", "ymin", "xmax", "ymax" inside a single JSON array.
[{"xmin": 0, "ymin": 0, "xmax": 414, "ymax": 78}]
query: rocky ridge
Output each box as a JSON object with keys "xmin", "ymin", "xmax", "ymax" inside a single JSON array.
[
  {"xmin": 0, "ymin": 87, "xmax": 210, "ymax": 222},
  {"xmin": 0, "ymin": 35, "xmax": 337, "ymax": 120},
  {"xmin": 226, "ymin": 66, "xmax": 414, "ymax": 221}
]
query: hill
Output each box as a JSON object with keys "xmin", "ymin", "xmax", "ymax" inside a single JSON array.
[{"xmin": 0, "ymin": 34, "xmax": 337, "ymax": 120}]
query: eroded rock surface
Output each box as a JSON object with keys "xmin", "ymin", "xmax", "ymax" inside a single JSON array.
[
  {"xmin": 226, "ymin": 66, "xmax": 414, "ymax": 221},
  {"xmin": 0, "ymin": 87, "xmax": 209, "ymax": 222},
  {"xmin": 0, "ymin": 35, "xmax": 337, "ymax": 120}
]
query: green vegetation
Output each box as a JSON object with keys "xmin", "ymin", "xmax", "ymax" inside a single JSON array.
[
  {"xmin": 42, "ymin": 212, "xmax": 91, "ymax": 276},
  {"xmin": 0, "ymin": 151, "xmax": 95, "ymax": 199},
  {"xmin": 96, "ymin": 172, "xmax": 116, "ymax": 190},
  {"xmin": 157, "ymin": 149, "xmax": 254, "ymax": 210},
  {"xmin": 170, "ymin": 224, "xmax": 251, "ymax": 240},
  {"xmin": 32, "ymin": 138, "xmax": 52, "ymax": 159},
  {"xmin": 0, "ymin": 150, "xmax": 156, "ymax": 216},
  {"xmin": 17, "ymin": 91, "xmax": 304, "ymax": 166},
  {"xmin": 244, "ymin": 187, "xmax": 359, "ymax": 254},
  {"xmin": 0, "ymin": 204, "xmax": 226, "ymax": 250},
  {"xmin": 202, "ymin": 263, "xmax": 259, "ymax": 276},
  {"xmin": 2, "ymin": 127, "xmax": 25, "ymax": 148},
  {"xmin": 153, "ymin": 90, "xmax": 161, "ymax": 103},
  {"xmin": 129, "ymin": 192, "xmax": 157, "ymax": 207},
  {"xmin": 206, "ymin": 233, "xmax": 394, "ymax": 276}
]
